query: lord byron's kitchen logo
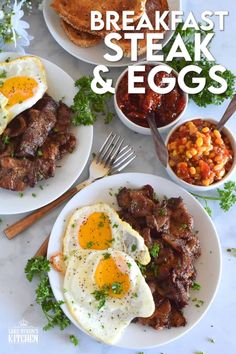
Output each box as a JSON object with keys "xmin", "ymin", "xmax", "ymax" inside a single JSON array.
[{"xmin": 8, "ymin": 318, "xmax": 39, "ymax": 344}]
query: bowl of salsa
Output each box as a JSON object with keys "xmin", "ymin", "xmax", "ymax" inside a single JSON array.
[
  {"xmin": 114, "ymin": 62, "xmax": 188, "ymax": 135},
  {"xmin": 166, "ymin": 118, "xmax": 236, "ymax": 191}
]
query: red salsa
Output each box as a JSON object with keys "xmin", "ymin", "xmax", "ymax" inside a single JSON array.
[{"xmin": 116, "ymin": 65, "xmax": 186, "ymax": 128}]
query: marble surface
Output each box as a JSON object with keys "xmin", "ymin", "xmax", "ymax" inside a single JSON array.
[{"xmin": 0, "ymin": 0, "xmax": 236, "ymax": 353}]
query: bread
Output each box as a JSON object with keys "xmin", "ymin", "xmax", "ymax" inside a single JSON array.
[
  {"xmin": 61, "ymin": 20, "xmax": 101, "ymax": 47},
  {"xmin": 51, "ymin": 0, "xmax": 146, "ymax": 37},
  {"xmin": 114, "ymin": 0, "xmax": 169, "ymax": 57}
]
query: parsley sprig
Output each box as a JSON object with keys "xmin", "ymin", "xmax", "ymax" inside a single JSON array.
[
  {"xmin": 71, "ymin": 76, "xmax": 114, "ymax": 126},
  {"xmin": 25, "ymin": 256, "xmax": 70, "ymax": 331},
  {"xmin": 192, "ymin": 181, "xmax": 236, "ymax": 216},
  {"xmin": 163, "ymin": 24, "xmax": 235, "ymax": 107}
]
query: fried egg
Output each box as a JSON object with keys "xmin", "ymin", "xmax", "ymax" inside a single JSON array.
[
  {"xmin": 63, "ymin": 203, "xmax": 150, "ymax": 265},
  {"xmin": 0, "ymin": 56, "xmax": 47, "ymax": 135},
  {"xmin": 64, "ymin": 249, "xmax": 155, "ymax": 344}
]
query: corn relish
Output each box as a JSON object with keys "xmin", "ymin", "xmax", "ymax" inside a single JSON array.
[{"xmin": 168, "ymin": 119, "xmax": 233, "ymax": 186}]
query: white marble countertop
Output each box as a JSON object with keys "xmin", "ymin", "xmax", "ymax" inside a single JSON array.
[{"xmin": 0, "ymin": 0, "xmax": 236, "ymax": 353}]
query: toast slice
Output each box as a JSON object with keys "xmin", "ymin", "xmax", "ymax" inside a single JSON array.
[
  {"xmin": 61, "ymin": 20, "xmax": 101, "ymax": 47},
  {"xmin": 115, "ymin": 0, "xmax": 169, "ymax": 57},
  {"xmin": 51, "ymin": 0, "xmax": 147, "ymax": 37}
]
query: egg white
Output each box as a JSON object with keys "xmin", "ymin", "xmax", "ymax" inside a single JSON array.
[
  {"xmin": 0, "ymin": 93, "xmax": 9, "ymax": 135},
  {"xmin": 63, "ymin": 203, "xmax": 150, "ymax": 265},
  {"xmin": 0, "ymin": 56, "xmax": 47, "ymax": 135},
  {"xmin": 64, "ymin": 249, "xmax": 155, "ymax": 344}
]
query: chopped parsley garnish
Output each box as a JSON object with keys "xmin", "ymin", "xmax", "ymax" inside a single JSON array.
[
  {"xmin": 37, "ymin": 149, "xmax": 43, "ymax": 157},
  {"xmin": 227, "ymin": 248, "xmax": 236, "ymax": 256},
  {"xmin": 163, "ymin": 23, "xmax": 236, "ymax": 107},
  {"xmin": 191, "ymin": 282, "xmax": 201, "ymax": 291},
  {"xmin": 113, "ymin": 223, "xmax": 119, "ymax": 228},
  {"xmin": 111, "ymin": 282, "xmax": 123, "ymax": 294},
  {"xmin": 150, "ymin": 243, "xmax": 160, "ymax": 258},
  {"xmin": 159, "ymin": 208, "xmax": 166, "ymax": 216},
  {"xmin": 192, "ymin": 298, "xmax": 204, "ymax": 307},
  {"xmin": 131, "ymin": 244, "xmax": 137, "ymax": 252},
  {"xmin": 25, "ymin": 256, "xmax": 70, "ymax": 330},
  {"xmin": 92, "ymin": 288, "xmax": 109, "ymax": 310},
  {"xmin": 87, "ymin": 241, "xmax": 94, "ymax": 248},
  {"xmin": 32, "ymin": 193, "xmax": 37, "ymax": 198},
  {"xmin": 136, "ymin": 261, "xmax": 146, "ymax": 275},
  {"xmin": 150, "ymin": 262, "xmax": 158, "ymax": 277},
  {"xmin": 179, "ymin": 223, "xmax": 188, "ymax": 230},
  {"xmin": 192, "ymin": 181, "xmax": 236, "ymax": 216},
  {"xmin": 126, "ymin": 262, "xmax": 132, "ymax": 269},
  {"xmin": 18, "ymin": 192, "xmax": 24, "ymax": 198},
  {"xmin": 71, "ymin": 76, "xmax": 114, "ymax": 126},
  {"xmin": 208, "ymin": 337, "xmax": 215, "ymax": 343},
  {"xmin": 0, "ymin": 70, "xmax": 7, "ymax": 78},
  {"xmin": 2, "ymin": 135, "xmax": 10, "ymax": 145},
  {"xmin": 69, "ymin": 334, "xmax": 79, "ymax": 346},
  {"xmin": 103, "ymin": 252, "xmax": 111, "ymax": 259}
]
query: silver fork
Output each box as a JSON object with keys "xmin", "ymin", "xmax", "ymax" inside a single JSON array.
[{"xmin": 4, "ymin": 132, "xmax": 136, "ymax": 239}]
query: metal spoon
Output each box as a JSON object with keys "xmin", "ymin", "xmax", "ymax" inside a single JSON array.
[
  {"xmin": 147, "ymin": 111, "xmax": 168, "ymax": 168},
  {"xmin": 217, "ymin": 93, "xmax": 236, "ymax": 131}
]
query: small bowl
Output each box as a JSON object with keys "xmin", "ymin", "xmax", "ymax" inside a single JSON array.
[
  {"xmin": 114, "ymin": 61, "xmax": 188, "ymax": 135},
  {"xmin": 165, "ymin": 117, "xmax": 236, "ymax": 192}
]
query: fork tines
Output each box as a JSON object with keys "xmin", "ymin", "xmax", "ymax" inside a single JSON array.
[{"xmin": 96, "ymin": 132, "xmax": 136, "ymax": 172}]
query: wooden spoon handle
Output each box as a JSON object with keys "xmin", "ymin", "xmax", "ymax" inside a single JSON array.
[
  {"xmin": 4, "ymin": 180, "xmax": 91, "ymax": 240},
  {"xmin": 34, "ymin": 236, "xmax": 49, "ymax": 257}
]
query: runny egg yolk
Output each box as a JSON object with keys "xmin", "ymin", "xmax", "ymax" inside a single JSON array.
[
  {"xmin": 95, "ymin": 257, "xmax": 130, "ymax": 298},
  {"xmin": 0, "ymin": 76, "xmax": 38, "ymax": 107},
  {"xmin": 78, "ymin": 212, "xmax": 112, "ymax": 250}
]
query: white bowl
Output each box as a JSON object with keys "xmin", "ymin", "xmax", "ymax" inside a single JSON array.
[
  {"xmin": 114, "ymin": 61, "xmax": 188, "ymax": 135},
  {"xmin": 165, "ymin": 117, "xmax": 236, "ymax": 192}
]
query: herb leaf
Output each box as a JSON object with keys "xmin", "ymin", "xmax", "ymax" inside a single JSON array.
[
  {"xmin": 69, "ymin": 334, "xmax": 79, "ymax": 346},
  {"xmin": 150, "ymin": 243, "xmax": 160, "ymax": 258},
  {"xmin": 163, "ymin": 23, "xmax": 235, "ymax": 107},
  {"xmin": 71, "ymin": 76, "xmax": 114, "ymax": 126},
  {"xmin": 25, "ymin": 257, "xmax": 70, "ymax": 331},
  {"xmin": 192, "ymin": 181, "xmax": 236, "ymax": 216}
]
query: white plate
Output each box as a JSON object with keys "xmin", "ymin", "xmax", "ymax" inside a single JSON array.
[
  {"xmin": 48, "ymin": 173, "xmax": 222, "ymax": 349},
  {"xmin": 43, "ymin": 0, "xmax": 181, "ymax": 67},
  {"xmin": 0, "ymin": 52, "xmax": 93, "ymax": 214}
]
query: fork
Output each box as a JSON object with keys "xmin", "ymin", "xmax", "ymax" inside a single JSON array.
[{"xmin": 4, "ymin": 132, "xmax": 136, "ymax": 239}]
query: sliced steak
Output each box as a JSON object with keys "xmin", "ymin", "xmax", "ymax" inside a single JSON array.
[
  {"xmin": 167, "ymin": 197, "xmax": 194, "ymax": 238},
  {"xmin": 55, "ymin": 101, "xmax": 73, "ymax": 133},
  {"xmin": 16, "ymin": 106, "xmax": 57, "ymax": 157},
  {"xmin": 0, "ymin": 157, "xmax": 37, "ymax": 191}
]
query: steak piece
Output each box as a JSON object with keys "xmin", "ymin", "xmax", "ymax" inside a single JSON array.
[
  {"xmin": 138, "ymin": 299, "xmax": 172, "ymax": 330},
  {"xmin": 167, "ymin": 197, "xmax": 194, "ymax": 238},
  {"xmin": 117, "ymin": 186, "xmax": 156, "ymax": 217},
  {"xmin": 4, "ymin": 114, "xmax": 27, "ymax": 138},
  {"xmin": 0, "ymin": 157, "xmax": 37, "ymax": 191},
  {"xmin": 16, "ymin": 103, "xmax": 57, "ymax": 157},
  {"xmin": 34, "ymin": 93, "xmax": 58, "ymax": 112},
  {"xmin": 169, "ymin": 307, "xmax": 186, "ymax": 327},
  {"xmin": 157, "ymin": 279, "xmax": 189, "ymax": 308},
  {"xmin": 55, "ymin": 101, "xmax": 73, "ymax": 133}
]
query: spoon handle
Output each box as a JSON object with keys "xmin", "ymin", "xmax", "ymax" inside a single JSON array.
[
  {"xmin": 217, "ymin": 93, "xmax": 236, "ymax": 131},
  {"xmin": 147, "ymin": 112, "xmax": 168, "ymax": 168}
]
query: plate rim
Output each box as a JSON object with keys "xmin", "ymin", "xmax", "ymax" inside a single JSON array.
[
  {"xmin": 43, "ymin": 0, "xmax": 181, "ymax": 67},
  {"xmin": 0, "ymin": 52, "xmax": 93, "ymax": 215},
  {"xmin": 47, "ymin": 172, "xmax": 222, "ymax": 349}
]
